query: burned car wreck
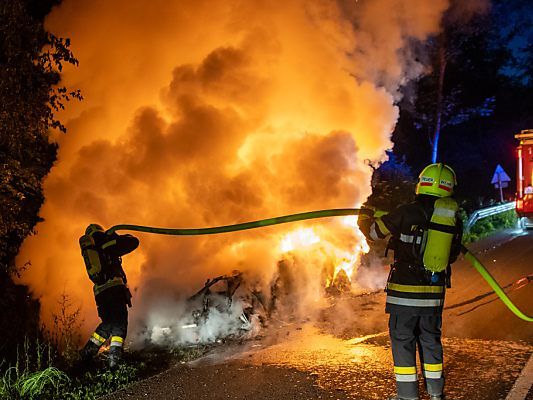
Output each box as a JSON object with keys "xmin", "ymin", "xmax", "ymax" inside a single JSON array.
[
  {"xmin": 139, "ymin": 271, "xmax": 267, "ymax": 347},
  {"xmin": 139, "ymin": 256, "xmax": 355, "ymax": 348}
]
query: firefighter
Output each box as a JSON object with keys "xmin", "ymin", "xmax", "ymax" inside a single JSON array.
[
  {"xmin": 79, "ymin": 224, "xmax": 139, "ymax": 368},
  {"xmin": 358, "ymin": 163, "xmax": 462, "ymax": 400}
]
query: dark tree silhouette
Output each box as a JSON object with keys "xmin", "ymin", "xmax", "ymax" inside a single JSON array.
[
  {"xmin": 392, "ymin": 0, "xmax": 533, "ymax": 207},
  {"xmin": 0, "ymin": 0, "xmax": 80, "ymax": 362}
]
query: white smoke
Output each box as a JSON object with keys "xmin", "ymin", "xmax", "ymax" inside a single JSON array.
[{"xmin": 134, "ymin": 291, "xmax": 260, "ymax": 347}]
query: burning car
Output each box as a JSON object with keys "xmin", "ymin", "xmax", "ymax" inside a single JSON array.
[{"xmin": 143, "ymin": 271, "xmax": 266, "ymax": 347}]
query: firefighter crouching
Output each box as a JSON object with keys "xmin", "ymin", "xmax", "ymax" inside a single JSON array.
[
  {"xmin": 79, "ymin": 224, "xmax": 139, "ymax": 368},
  {"xmin": 358, "ymin": 163, "xmax": 463, "ymax": 400}
]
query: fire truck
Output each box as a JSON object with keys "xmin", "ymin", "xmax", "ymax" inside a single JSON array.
[{"xmin": 515, "ymin": 129, "xmax": 533, "ymax": 228}]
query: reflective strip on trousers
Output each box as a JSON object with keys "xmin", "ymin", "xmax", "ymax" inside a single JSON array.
[
  {"xmin": 387, "ymin": 282, "xmax": 444, "ymax": 293},
  {"xmin": 394, "ymin": 366, "xmax": 416, "ymax": 374},
  {"xmin": 399, "ymin": 234, "xmax": 421, "ymax": 244},
  {"xmin": 424, "ymin": 363, "xmax": 443, "ymax": 372},
  {"xmin": 386, "ymin": 296, "xmax": 444, "ymax": 307},
  {"xmin": 424, "ymin": 363, "xmax": 443, "ymax": 379},
  {"xmin": 424, "ymin": 370, "xmax": 443, "ymax": 379},
  {"xmin": 394, "ymin": 366, "xmax": 417, "ymax": 382},
  {"xmin": 110, "ymin": 336, "xmax": 124, "ymax": 347},
  {"xmin": 395, "ymin": 373, "xmax": 418, "ymax": 382},
  {"xmin": 90, "ymin": 332, "xmax": 106, "ymax": 345}
]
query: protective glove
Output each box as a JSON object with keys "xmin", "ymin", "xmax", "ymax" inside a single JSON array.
[
  {"xmin": 357, "ymin": 208, "xmax": 375, "ymax": 239},
  {"xmin": 358, "ymin": 208, "xmax": 376, "ymax": 220}
]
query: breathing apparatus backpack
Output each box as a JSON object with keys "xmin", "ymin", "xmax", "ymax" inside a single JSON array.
[
  {"xmin": 412, "ymin": 197, "xmax": 459, "ymax": 273},
  {"xmin": 79, "ymin": 233, "xmax": 109, "ymax": 285}
]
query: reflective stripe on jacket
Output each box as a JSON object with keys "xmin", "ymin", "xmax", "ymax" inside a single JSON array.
[
  {"xmin": 386, "ymin": 281, "xmax": 445, "ymax": 311},
  {"xmin": 93, "ymin": 276, "xmax": 125, "ymax": 296}
]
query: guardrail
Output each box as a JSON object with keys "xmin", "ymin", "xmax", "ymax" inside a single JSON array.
[{"xmin": 465, "ymin": 201, "xmax": 515, "ymax": 232}]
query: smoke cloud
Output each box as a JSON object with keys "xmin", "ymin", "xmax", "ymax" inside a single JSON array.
[{"xmin": 17, "ymin": 0, "xmax": 449, "ymax": 343}]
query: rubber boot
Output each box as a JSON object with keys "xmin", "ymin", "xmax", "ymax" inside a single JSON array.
[
  {"xmin": 108, "ymin": 345, "xmax": 123, "ymax": 369},
  {"xmin": 429, "ymin": 396, "xmax": 444, "ymax": 400},
  {"xmin": 80, "ymin": 341, "xmax": 100, "ymax": 363}
]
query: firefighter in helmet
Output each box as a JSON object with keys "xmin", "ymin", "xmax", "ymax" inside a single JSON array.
[
  {"xmin": 79, "ymin": 224, "xmax": 139, "ymax": 368},
  {"xmin": 358, "ymin": 163, "xmax": 463, "ymax": 400}
]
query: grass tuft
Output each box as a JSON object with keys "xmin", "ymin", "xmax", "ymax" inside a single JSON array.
[{"xmin": 19, "ymin": 367, "xmax": 70, "ymax": 399}]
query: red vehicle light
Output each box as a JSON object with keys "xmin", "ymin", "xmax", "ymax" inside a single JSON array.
[{"xmin": 516, "ymin": 199, "xmax": 524, "ymax": 210}]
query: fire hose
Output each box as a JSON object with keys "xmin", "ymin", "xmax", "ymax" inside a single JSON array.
[
  {"xmin": 460, "ymin": 246, "xmax": 533, "ymax": 322},
  {"xmin": 107, "ymin": 208, "xmax": 532, "ymax": 322}
]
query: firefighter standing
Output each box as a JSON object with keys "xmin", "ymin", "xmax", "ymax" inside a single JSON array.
[
  {"xmin": 358, "ymin": 163, "xmax": 462, "ymax": 400},
  {"xmin": 79, "ymin": 224, "xmax": 139, "ymax": 368}
]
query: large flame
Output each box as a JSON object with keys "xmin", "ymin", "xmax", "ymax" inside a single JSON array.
[
  {"xmin": 16, "ymin": 0, "xmax": 449, "ymax": 339},
  {"xmin": 280, "ymin": 228, "xmax": 321, "ymax": 254}
]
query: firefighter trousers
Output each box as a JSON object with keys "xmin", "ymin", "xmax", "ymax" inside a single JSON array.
[
  {"xmin": 389, "ymin": 314, "xmax": 444, "ymax": 399},
  {"xmin": 86, "ymin": 285, "xmax": 129, "ymax": 351}
]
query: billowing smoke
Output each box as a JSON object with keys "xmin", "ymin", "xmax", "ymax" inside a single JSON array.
[{"xmin": 17, "ymin": 0, "xmax": 450, "ymax": 344}]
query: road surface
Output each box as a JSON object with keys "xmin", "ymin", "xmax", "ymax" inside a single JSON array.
[{"xmin": 104, "ymin": 229, "xmax": 533, "ymax": 400}]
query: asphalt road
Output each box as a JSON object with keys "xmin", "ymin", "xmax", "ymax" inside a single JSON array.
[{"xmin": 103, "ymin": 229, "xmax": 533, "ymax": 400}]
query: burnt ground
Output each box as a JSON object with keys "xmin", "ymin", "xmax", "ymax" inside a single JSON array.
[{"xmin": 100, "ymin": 229, "xmax": 533, "ymax": 400}]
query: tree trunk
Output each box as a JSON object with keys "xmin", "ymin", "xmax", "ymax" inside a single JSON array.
[{"xmin": 431, "ymin": 42, "xmax": 447, "ymax": 164}]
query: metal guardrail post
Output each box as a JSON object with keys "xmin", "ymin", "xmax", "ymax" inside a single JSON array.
[{"xmin": 465, "ymin": 201, "xmax": 515, "ymax": 232}]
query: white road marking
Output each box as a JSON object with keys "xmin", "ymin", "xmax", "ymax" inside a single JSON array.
[{"xmin": 506, "ymin": 352, "xmax": 533, "ymax": 400}]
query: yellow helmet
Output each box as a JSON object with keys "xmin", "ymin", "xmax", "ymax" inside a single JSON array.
[
  {"xmin": 415, "ymin": 163, "xmax": 456, "ymax": 197},
  {"xmin": 85, "ymin": 223, "xmax": 104, "ymax": 236}
]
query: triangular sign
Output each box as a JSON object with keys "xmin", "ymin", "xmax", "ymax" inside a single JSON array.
[{"xmin": 491, "ymin": 164, "xmax": 511, "ymax": 184}]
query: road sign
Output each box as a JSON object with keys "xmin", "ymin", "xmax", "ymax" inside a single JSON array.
[
  {"xmin": 491, "ymin": 164, "xmax": 511, "ymax": 184},
  {"xmin": 491, "ymin": 164, "xmax": 511, "ymax": 202}
]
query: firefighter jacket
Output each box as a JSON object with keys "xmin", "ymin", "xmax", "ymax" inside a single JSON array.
[
  {"xmin": 360, "ymin": 195, "xmax": 462, "ymax": 315},
  {"xmin": 89, "ymin": 231, "xmax": 139, "ymax": 296}
]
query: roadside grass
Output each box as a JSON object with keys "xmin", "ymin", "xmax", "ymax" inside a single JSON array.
[
  {"xmin": 0, "ymin": 336, "xmax": 209, "ymax": 399},
  {"xmin": 462, "ymin": 209, "xmax": 517, "ymax": 243},
  {"xmin": 55, "ymin": 361, "xmax": 143, "ymax": 400},
  {"xmin": 0, "ymin": 366, "xmax": 69, "ymax": 400},
  {"xmin": 0, "ymin": 336, "xmax": 67, "ymax": 400},
  {"xmin": 0, "ymin": 351, "xmax": 146, "ymax": 400},
  {"xmin": 0, "ymin": 289, "xmax": 209, "ymax": 400}
]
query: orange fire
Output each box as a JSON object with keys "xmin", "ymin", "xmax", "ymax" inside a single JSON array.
[
  {"xmin": 16, "ymin": 0, "xmax": 449, "ymax": 336},
  {"xmin": 279, "ymin": 218, "xmax": 369, "ymax": 291},
  {"xmin": 280, "ymin": 228, "xmax": 321, "ymax": 253}
]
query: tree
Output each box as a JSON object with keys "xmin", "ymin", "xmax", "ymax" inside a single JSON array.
[
  {"xmin": 365, "ymin": 152, "xmax": 417, "ymax": 211},
  {"xmin": 0, "ymin": 0, "xmax": 81, "ymax": 275},
  {"xmin": 0, "ymin": 0, "xmax": 80, "ymax": 362},
  {"xmin": 392, "ymin": 0, "xmax": 533, "ymax": 206},
  {"xmin": 420, "ymin": 1, "xmax": 494, "ymax": 164}
]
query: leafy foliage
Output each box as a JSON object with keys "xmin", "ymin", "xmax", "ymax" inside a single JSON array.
[
  {"xmin": 462, "ymin": 209, "xmax": 518, "ymax": 243},
  {"xmin": 365, "ymin": 152, "xmax": 417, "ymax": 211},
  {"xmin": 0, "ymin": 0, "xmax": 81, "ymax": 365},
  {"xmin": 0, "ymin": 0, "xmax": 81, "ymax": 276},
  {"xmin": 393, "ymin": 0, "xmax": 533, "ymax": 207}
]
